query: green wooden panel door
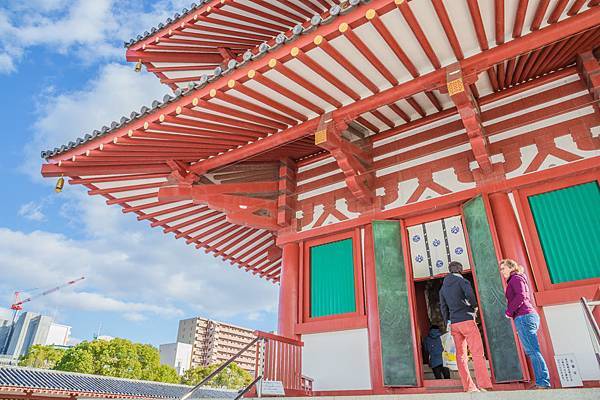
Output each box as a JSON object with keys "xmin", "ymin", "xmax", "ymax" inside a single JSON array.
[
  {"xmin": 372, "ymin": 221, "xmax": 417, "ymax": 387},
  {"xmin": 529, "ymin": 181, "xmax": 600, "ymax": 284},
  {"xmin": 310, "ymin": 238, "xmax": 356, "ymax": 318},
  {"xmin": 462, "ymin": 196, "xmax": 523, "ymax": 382}
]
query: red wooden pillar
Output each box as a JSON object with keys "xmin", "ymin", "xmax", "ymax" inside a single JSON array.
[
  {"xmin": 278, "ymin": 242, "xmax": 300, "ymax": 339},
  {"xmin": 488, "ymin": 191, "xmax": 559, "ymax": 388}
]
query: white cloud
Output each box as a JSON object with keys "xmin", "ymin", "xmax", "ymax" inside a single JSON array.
[
  {"xmin": 0, "ymin": 53, "xmax": 15, "ymax": 73},
  {"xmin": 24, "ymin": 62, "xmax": 168, "ymax": 179},
  {"xmin": 0, "ymin": 0, "xmax": 195, "ymax": 72},
  {"xmin": 18, "ymin": 201, "xmax": 46, "ymax": 221},
  {"xmin": 0, "ymin": 195, "xmax": 279, "ymax": 324}
]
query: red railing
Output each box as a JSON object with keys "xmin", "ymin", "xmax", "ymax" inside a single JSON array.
[{"xmin": 254, "ymin": 331, "xmax": 311, "ymax": 396}]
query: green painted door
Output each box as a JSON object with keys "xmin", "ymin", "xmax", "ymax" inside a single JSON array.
[
  {"xmin": 372, "ymin": 221, "xmax": 417, "ymax": 387},
  {"xmin": 462, "ymin": 196, "xmax": 524, "ymax": 382},
  {"xmin": 310, "ymin": 238, "xmax": 356, "ymax": 318},
  {"xmin": 529, "ymin": 181, "xmax": 600, "ymax": 284}
]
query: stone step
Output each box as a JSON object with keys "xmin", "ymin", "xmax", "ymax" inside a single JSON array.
[{"xmin": 259, "ymin": 388, "xmax": 600, "ymax": 400}]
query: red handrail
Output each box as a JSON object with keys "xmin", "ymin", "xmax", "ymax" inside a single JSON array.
[{"xmin": 254, "ymin": 331, "xmax": 311, "ymax": 396}]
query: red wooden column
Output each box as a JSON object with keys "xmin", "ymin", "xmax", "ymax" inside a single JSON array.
[
  {"xmin": 278, "ymin": 242, "xmax": 300, "ymax": 339},
  {"xmin": 488, "ymin": 191, "xmax": 560, "ymax": 388}
]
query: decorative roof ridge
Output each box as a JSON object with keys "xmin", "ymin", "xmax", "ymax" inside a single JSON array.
[{"xmin": 41, "ymin": 0, "xmax": 366, "ymax": 161}]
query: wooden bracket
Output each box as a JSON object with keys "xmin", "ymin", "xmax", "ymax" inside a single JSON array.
[
  {"xmin": 577, "ymin": 51, "xmax": 600, "ymax": 112},
  {"xmin": 158, "ymin": 181, "xmax": 280, "ymax": 231},
  {"xmin": 217, "ymin": 47, "xmax": 236, "ymax": 62},
  {"xmin": 277, "ymin": 158, "xmax": 296, "ymax": 227},
  {"xmin": 315, "ymin": 113, "xmax": 374, "ymax": 204},
  {"xmin": 445, "ymin": 64, "xmax": 492, "ymax": 174},
  {"xmin": 166, "ymin": 160, "xmax": 197, "ymax": 185}
]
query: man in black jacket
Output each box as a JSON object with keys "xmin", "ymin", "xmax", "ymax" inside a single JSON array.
[{"xmin": 439, "ymin": 261, "xmax": 492, "ymax": 392}]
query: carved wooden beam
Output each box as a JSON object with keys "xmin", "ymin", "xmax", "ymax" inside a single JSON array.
[
  {"xmin": 315, "ymin": 113, "xmax": 374, "ymax": 204},
  {"xmin": 446, "ymin": 64, "xmax": 493, "ymax": 173}
]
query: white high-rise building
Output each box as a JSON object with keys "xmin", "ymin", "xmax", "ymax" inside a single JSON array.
[
  {"xmin": 159, "ymin": 342, "xmax": 192, "ymax": 375},
  {"xmin": 177, "ymin": 317, "xmax": 257, "ymax": 374},
  {"xmin": 0, "ymin": 309, "xmax": 71, "ymax": 357}
]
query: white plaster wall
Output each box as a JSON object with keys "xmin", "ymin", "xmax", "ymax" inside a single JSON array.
[
  {"xmin": 544, "ymin": 303, "xmax": 600, "ymax": 381},
  {"xmin": 302, "ymin": 328, "xmax": 371, "ymax": 391}
]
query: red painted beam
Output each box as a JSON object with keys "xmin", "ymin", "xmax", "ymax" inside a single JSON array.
[
  {"xmin": 395, "ymin": 2, "xmax": 441, "ymax": 69},
  {"xmin": 125, "ymin": 50, "xmax": 223, "ymax": 64},
  {"xmin": 548, "ymin": 0, "xmax": 570, "ymax": 24},
  {"xmin": 431, "ymin": 0, "xmax": 464, "ymax": 59},
  {"xmin": 41, "ymin": 163, "xmax": 171, "ymax": 177},
  {"xmin": 340, "ymin": 23, "xmax": 398, "ymax": 86},
  {"xmin": 495, "ymin": 0, "xmax": 505, "ymax": 44},
  {"xmin": 531, "ymin": 0, "xmax": 551, "ymax": 31},
  {"xmin": 368, "ymin": 10, "xmax": 420, "ymax": 77},
  {"xmin": 314, "ymin": 35, "xmax": 380, "ymax": 94},
  {"xmin": 513, "ymin": 0, "xmax": 529, "ymax": 38},
  {"xmin": 268, "ymin": 58, "xmax": 343, "ymax": 108}
]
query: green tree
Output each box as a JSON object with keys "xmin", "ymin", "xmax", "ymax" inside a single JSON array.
[
  {"xmin": 19, "ymin": 345, "xmax": 66, "ymax": 369},
  {"xmin": 54, "ymin": 338, "xmax": 178, "ymax": 383},
  {"xmin": 181, "ymin": 363, "xmax": 252, "ymax": 389}
]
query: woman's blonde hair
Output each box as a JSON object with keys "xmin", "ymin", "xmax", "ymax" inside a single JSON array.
[{"xmin": 500, "ymin": 258, "xmax": 524, "ymax": 274}]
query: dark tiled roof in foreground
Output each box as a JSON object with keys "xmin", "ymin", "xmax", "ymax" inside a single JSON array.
[
  {"xmin": 40, "ymin": 0, "xmax": 367, "ymax": 160},
  {"xmin": 0, "ymin": 366, "xmax": 236, "ymax": 399}
]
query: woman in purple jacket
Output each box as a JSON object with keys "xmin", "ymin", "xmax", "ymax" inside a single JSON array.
[{"xmin": 499, "ymin": 259, "xmax": 551, "ymax": 389}]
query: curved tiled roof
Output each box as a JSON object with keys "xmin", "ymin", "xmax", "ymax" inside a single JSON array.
[
  {"xmin": 0, "ymin": 366, "xmax": 235, "ymax": 399},
  {"xmin": 40, "ymin": 0, "xmax": 366, "ymax": 160},
  {"xmin": 124, "ymin": 2, "xmax": 208, "ymax": 49}
]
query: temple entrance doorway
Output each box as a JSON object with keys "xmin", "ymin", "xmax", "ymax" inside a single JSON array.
[{"xmin": 404, "ymin": 210, "xmax": 491, "ymax": 387}]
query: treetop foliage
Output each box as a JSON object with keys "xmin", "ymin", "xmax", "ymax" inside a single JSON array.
[
  {"xmin": 20, "ymin": 338, "xmax": 179, "ymax": 384},
  {"xmin": 181, "ymin": 363, "xmax": 252, "ymax": 389}
]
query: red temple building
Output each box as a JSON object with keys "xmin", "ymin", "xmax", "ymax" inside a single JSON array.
[{"xmin": 41, "ymin": 0, "xmax": 600, "ymax": 395}]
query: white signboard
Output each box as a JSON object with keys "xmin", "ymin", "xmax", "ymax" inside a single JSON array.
[
  {"xmin": 260, "ymin": 380, "xmax": 285, "ymax": 396},
  {"xmin": 555, "ymin": 353, "xmax": 583, "ymax": 387}
]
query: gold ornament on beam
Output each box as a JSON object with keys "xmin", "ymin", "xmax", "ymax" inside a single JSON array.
[{"xmin": 134, "ymin": 59, "xmax": 142, "ymax": 73}]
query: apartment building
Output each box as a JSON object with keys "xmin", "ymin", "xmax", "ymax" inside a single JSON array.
[{"xmin": 177, "ymin": 317, "xmax": 256, "ymax": 374}]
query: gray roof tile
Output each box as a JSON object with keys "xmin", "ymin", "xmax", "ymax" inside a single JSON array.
[{"xmin": 0, "ymin": 366, "xmax": 236, "ymax": 399}]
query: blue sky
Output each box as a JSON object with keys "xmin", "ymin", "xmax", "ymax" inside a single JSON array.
[{"xmin": 0, "ymin": 1, "xmax": 278, "ymax": 347}]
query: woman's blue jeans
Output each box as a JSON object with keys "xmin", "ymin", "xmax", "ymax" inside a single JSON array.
[{"xmin": 514, "ymin": 313, "xmax": 551, "ymax": 388}]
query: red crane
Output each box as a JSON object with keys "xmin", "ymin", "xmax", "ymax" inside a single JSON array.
[{"xmin": 1, "ymin": 277, "xmax": 85, "ymax": 355}]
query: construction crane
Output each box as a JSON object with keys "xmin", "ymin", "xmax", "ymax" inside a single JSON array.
[{"xmin": 1, "ymin": 277, "xmax": 85, "ymax": 355}]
